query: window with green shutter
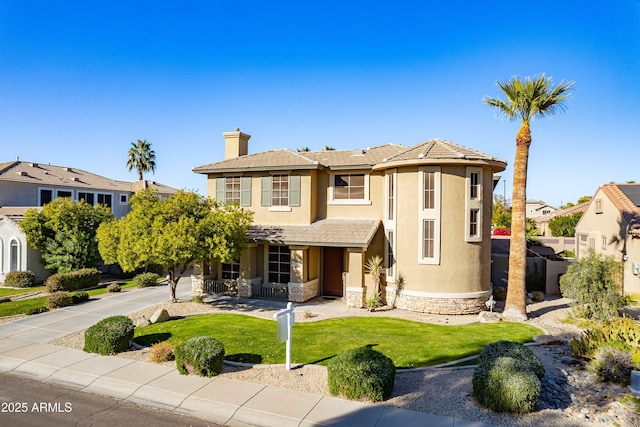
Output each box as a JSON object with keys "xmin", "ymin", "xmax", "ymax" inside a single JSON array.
[{"xmin": 261, "ymin": 174, "xmax": 300, "ymax": 207}]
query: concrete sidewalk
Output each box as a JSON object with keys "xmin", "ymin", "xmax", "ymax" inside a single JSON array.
[{"xmin": 0, "ymin": 281, "xmax": 498, "ymax": 427}]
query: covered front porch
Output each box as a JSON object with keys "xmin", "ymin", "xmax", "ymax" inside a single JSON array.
[{"xmin": 191, "ymin": 218, "xmax": 383, "ymax": 306}]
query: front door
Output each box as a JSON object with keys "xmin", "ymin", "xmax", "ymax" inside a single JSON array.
[{"xmin": 323, "ymin": 247, "xmax": 344, "ymax": 297}]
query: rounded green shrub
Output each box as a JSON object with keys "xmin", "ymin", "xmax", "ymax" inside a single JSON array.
[
  {"xmin": 84, "ymin": 315, "xmax": 135, "ymax": 355},
  {"xmin": 25, "ymin": 306, "xmax": 49, "ymax": 315},
  {"xmin": 175, "ymin": 336, "xmax": 225, "ymax": 377},
  {"xmin": 473, "ymin": 356, "xmax": 541, "ymax": 414},
  {"xmin": 327, "ymin": 346, "xmax": 395, "ymax": 402},
  {"xmin": 477, "ymin": 340, "xmax": 545, "ymax": 379},
  {"xmin": 46, "ymin": 291, "xmax": 73, "ymax": 309},
  {"xmin": 71, "ymin": 291, "xmax": 90, "ymax": 304},
  {"xmin": 4, "ymin": 270, "xmax": 36, "ymax": 288},
  {"xmin": 133, "ymin": 272, "xmax": 160, "ymax": 288},
  {"xmin": 46, "ymin": 268, "xmax": 101, "ymax": 292}
]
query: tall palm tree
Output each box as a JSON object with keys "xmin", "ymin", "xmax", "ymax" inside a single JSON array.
[
  {"xmin": 484, "ymin": 74, "xmax": 574, "ymax": 320},
  {"xmin": 127, "ymin": 139, "xmax": 156, "ymax": 181}
]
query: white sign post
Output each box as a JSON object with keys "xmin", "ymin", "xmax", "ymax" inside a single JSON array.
[{"xmin": 273, "ymin": 302, "xmax": 295, "ymax": 370}]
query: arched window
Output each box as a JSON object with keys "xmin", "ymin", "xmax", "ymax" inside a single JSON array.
[
  {"xmin": 10, "ymin": 239, "xmax": 20, "ymax": 271},
  {"xmin": 0, "ymin": 238, "xmax": 4, "ymax": 274}
]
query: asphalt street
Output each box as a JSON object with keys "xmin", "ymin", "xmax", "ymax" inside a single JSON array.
[{"xmin": 0, "ymin": 372, "xmax": 219, "ymax": 427}]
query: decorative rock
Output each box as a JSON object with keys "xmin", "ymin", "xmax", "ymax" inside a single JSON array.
[
  {"xmin": 531, "ymin": 291, "xmax": 545, "ymax": 302},
  {"xmin": 133, "ymin": 316, "xmax": 150, "ymax": 328},
  {"xmin": 478, "ymin": 311, "xmax": 501, "ymax": 323},
  {"xmin": 533, "ymin": 334, "xmax": 565, "ymax": 345},
  {"xmin": 150, "ymin": 309, "xmax": 169, "ymax": 324}
]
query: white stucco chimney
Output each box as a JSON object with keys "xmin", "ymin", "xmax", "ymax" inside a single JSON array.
[{"xmin": 223, "ymin": 128, "xmax": 251, "ymax": 160}]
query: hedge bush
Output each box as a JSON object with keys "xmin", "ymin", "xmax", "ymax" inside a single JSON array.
[
  {"xmin": 71, "ymin": 291, "xmax": 90, "ymax": 304},
  {"xmin": 106, "ymin": 283, "xmax": 121, "ymax": 293},
  {"xmin": 473, "ymin": 356, "xmax": 541, "ymax": 414},
  {"xmin": 46, "ymin": 268, "xmax": 101, "ymax": 292},
  {"xmin": 4, "ymin": 270, "xmax": 36, "ymax": 288},
  {"xmin": 175, "ymin": 336, "xmax": 225, "ymax": 377},
  {"xmin": 46, "ymin": 291, "xmax": 73, "ymax": 309},
  {"xmin": 84, "ymin": 315, "xmax": 135, "ymax": 355},
  {"xmin": 477, "ymin": 340, "xmax": 545, "ymax": 379},
  {"xmin": 327, "ymin": 346, "xmax": 396, "ymax": 402},
  {"xmin": 472, "ymin": 341, "xmax": 544, "ymax": 414},
  {"xmin": 25, "ymin": 306, "xmax": 49, "ymax": 315},
  {"xmin": 133, "ymin": 272, "xmax": 160, "ymax": 288}
]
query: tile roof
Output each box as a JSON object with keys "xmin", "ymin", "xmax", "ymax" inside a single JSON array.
[
  {"xmin": 0, "ymin": 161, "xmax": 177, "ymax": 194},
  {"xmin": 0, "ymin": 206, "xmax": 40, "ymax": 223},
  {"xmin": 380, "ymin": 138, "xmax": 507, "ymax": 165},
  {"xmin": 192, "ymin": 149, "xmax": 321, "ymax": 173},
  {"xmin": 193, "ymin": 139, "xmax": 506, "ymax": 174},
  {"xmin": 536, "ymin": 201, "xmax": 590, "ymax": 223},
  {"xmin": 247, "ymin": 219, "xmax": 380, "ymax": 247},
  {"xmin": 600, "ymin": 183, "xmax": 640, "ymax": 236},
  {"xmin": 301, "ymin": 144, "xmax": 406, "ymax": 169}
]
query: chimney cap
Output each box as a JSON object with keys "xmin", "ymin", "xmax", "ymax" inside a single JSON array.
[{"xmin": 234, "ymin": 127, "xmax": 240, "ymax": 131}]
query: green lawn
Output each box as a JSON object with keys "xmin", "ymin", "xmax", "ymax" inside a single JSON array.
[
  {"xmin": 0, "ymin": 286, "xmax": 46, "ymax": 298},
  {"xmin": 133, "ymin": 314, "xmax": 542, "ymax": 368},
  {"xmin": 0, "ymin": 281, "xmax": 139, "ymax": 318}
]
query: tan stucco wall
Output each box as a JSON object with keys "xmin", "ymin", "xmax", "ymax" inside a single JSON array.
[
  {"xmin": 391, "ymin": 165, "xmax": 492, "ymax": 295},
  {"xmin": 574, "ymin": 188, "xmax": 640, "ymax": 294}
]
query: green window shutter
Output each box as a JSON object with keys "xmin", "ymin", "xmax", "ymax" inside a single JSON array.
[
  {"xmin": 215, "ymin": 178, "xmax": 225, "ymax": 203},
  {"xmin": 261, "ymin": 176, "xmax": 272, "ymax": 206},
  {"xmin": 240, "ymin": 176, "xmax": 252, "ymax": 207},
  {"xmin": 289, "ymin": 175, "xmax": 301, "ymax": 207}
]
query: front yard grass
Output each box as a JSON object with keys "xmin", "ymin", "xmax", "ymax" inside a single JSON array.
[
  {"xmin": 133, "ymin": 314, "xmax": 542, "ymax": 368},
  {"xmin": 0, "ymin": 280, "xmax": 139, "ymax": 318},
  {"xmin": 0, "ymin": 286, "xmax": 46, "ymax": 298}
]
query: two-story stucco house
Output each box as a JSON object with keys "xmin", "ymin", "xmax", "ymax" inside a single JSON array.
[
  {"xmin": 575, "ymin": 183, "xmax": 640, "ymax": 295},
  {"xmin": 0, "ymin": 160, "xmax": 177, "ymax": 282},
  {"xmin": 193, "ymin": 129, "xmax": 506, "ymax": 314}
]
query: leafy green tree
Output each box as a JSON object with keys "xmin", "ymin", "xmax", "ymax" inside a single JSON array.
[
  {"xmin": 97, "ymin": 189, "xmax": 253, "ymax": 301},
  {"xmin": 492, "ymin": 194, "xmax": 511, "ymax": 228},
  {"xmin": 21, "ymin": 198, "xmax": 114, "ymax": 273},
  {"xmin": 559, "ymin": 249, "xmax": 625, "ymax": 320},
  {"xmin": 127, "ymin": 139, "xmax": 156, "ymax": 181},
  {"xmin": 548, "ymin": 212, "xmax": 583, "ymax": 237},
  {"xmin": 484, "ymin": 74, "xmax": 574, "ymax": 320},
  {"xmin": 525, "ymin": 218, "xmax": 542, "ymax": 246},
  {"xmin": 577, "ymin": 196, "xmax": 592, "ymax": 204}
]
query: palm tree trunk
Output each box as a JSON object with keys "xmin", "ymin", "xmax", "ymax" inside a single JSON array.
[{"xmin": 503, "ymin": 122, "xmax": 531, "ymax": 320}]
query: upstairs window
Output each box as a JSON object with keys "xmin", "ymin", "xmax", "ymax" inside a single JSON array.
[
  {"xmin": 261, "ymin": 175, "xmax": 300, "ymax": 208},
  {"xmin": 78, "ymin": 192, "xmax": 95, "ymax": 205},
  {"xmin": 334, "ymin": 174, "xmax": 365, "ymax": 200},
  {"xmin": 216, "ymin": 176, "xmax": 251, "ymax": 206},
  {"xmin": 418, "ymin": 167, "xmax": 441, "ymax": 264},
  {"xmin": 466, "ymin": 167, "xmax": 483, "ymax": 242},
  {"xmin": 39, "ymin": 188, "xmax": 53, "ymax": 206},
  {"xmin": 97, "ymin": 193, "xmax": 113, "ymax": 208}
]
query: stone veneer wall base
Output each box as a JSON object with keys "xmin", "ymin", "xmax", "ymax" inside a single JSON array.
[
  {"xmin": 288, "ymin": 279, "xmax": 319, "ymax": 303},
  {"xmin": 346, "ymin": 287, "xmax": 365, "ymax": 308},
  {"xmin": 385, "ymin": 287, "xmax": 490, "ymax": 315}
]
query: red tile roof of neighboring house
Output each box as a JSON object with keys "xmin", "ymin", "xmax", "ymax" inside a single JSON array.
[
  {"xmin": 600, "ymin": 183, "xmax": 640, "ymax": 237},
  {"xmin": 536, "ymin": 201, "xmax": 590, "ymax": 224}
]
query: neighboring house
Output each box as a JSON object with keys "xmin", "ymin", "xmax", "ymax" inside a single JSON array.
[
  {"xmin": 575, "ymin": 183, "xmax": 640, "ymax": 295},
  {"xmin": 536, "ymin": 201, "xmax": 590, "ymax": 237},
  {"xmin": 192, "ymin": 129, "xmax": 506, "ymax": 314},
  {"xmin": 526, "ymin": 199, "xmax": 557, "ymax": 219},
  {"xmin": 0, "ymin": 160, "xmax": 177, "ymax": 283}
]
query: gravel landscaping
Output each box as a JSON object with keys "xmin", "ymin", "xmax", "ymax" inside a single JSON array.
[{"xmin": 48, "ymin": 296, "xmax": 635, "ymax": 426}]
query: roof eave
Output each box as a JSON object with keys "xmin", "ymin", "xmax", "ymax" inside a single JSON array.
[
  {"xmin": 193, "ymin": 164, "xmax": 322, "ymax": 175},
  {"xmin": 372, "ymin": 158, "xmax": 507, "ymax": 171}
]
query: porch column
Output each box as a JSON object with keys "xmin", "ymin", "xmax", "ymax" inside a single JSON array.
[
  {"xmin": 288, "ymin": 245, "xmax": 317, "ymax": 302},
  {"xmin": 238, "ymin": 244, "xmax": 258, "ymax": 298},
  {"xmin": 345, "ymin": 248, "xmax": 366, "ymax": 308}
]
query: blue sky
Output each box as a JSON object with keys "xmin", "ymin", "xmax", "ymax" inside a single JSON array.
[{"xmin": 1, "ymin": 1, "xmax": 639, "ymax": 208}]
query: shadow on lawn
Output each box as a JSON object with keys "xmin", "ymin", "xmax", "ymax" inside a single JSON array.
[{"xmin": 134, "ymin": 332, "xmax": 172, "ymax": 346}]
